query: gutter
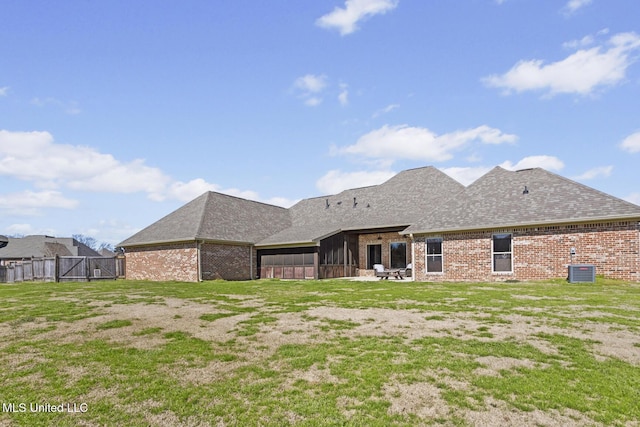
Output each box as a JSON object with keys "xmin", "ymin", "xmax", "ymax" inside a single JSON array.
[
  {"xmin": 119, "ymin": 237, "xmax": 256, "ymax": 248},
  {"xmin": 404, "ymin": 215, "xmax": 640, "ymax": 236}
]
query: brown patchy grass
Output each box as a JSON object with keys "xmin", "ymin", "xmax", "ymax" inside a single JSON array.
[{"xmin": 0, "ymin": 278, "xmax": 639, "ymax": 426}]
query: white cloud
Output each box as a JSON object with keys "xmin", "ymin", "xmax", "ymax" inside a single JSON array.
[
  {"xmin": 338, "ymin": 84, "xmax": 349, "ymax": 106},
  {"xmin": 316, "ymin": 169, "xmax": 395, "ymax": 194},
  {"xmin": 316, "ymin": 0, "xmax": 398, "ymax": 36},
  {"xmin": 562, "ymin": 29, "xmax": 608, "ymax": 50},
  {"xmin": 0, "ymin": 130, "xmax": 293, "ymax": 207},
  {"xmin": 483, "ymin": 31, "xmax": 640, "ymax": 97},
  {"xmin": 440, "ymin": 166, "xmax": 492, "ymax": 186},
  {"xmin": 571, "ymin": 165, "xmax": 613, "ymax": 180},
  {"xmin": 335, "ymin": 124, "xmax": 517, "ymax": 163},
  {"xmin": 0, "ymin": 190, "xmax": 78, "ymax": 216},
  {"xmin": 31, "ymin": 97, "xmax": 82, "ymax": 115},
  {"xmin": 305, "ymin": 97, "xmax": 322, "ymax": 107},
  {"xmin": 4, "ymin": 224, "xmax": 35, "ymax": 236},
  {"xmin": 563, "ymin": 0, "xmax": 592, "ymax": 15},
  {"xmin": 625, "ymin": 193, "xmax": 640, "ymax": 206},
  {"xmin": 372, "ymin": 104, "xmax": 399, "ymax": 118},
  {"xmin": 500, "ymin": 155, "xmax": 565, "ymax": 171},
  {"xmin": 293, "ymin": 74, "xmax": 328, "ymax": 106},
  {"xmin": 0, "ymin": 130, "xmax": 170, "ymax": 195},
  {"xmin": 620, "ymin": 131, "xmax": 640, "ymax": 153},
  {"xmin": 441, "ymin": 156, "xmax": 566, "ymax": 186},
  {"xmin": 294, "ymin": 74, "xmax": 327, "ymax": 94},
  {"xmin": 164, "ymin": 178, "xmax": 220, "ymax": 202},
  {"xmin": 0, "ymin": 86, "xmax": 8, "ymax": 96}
]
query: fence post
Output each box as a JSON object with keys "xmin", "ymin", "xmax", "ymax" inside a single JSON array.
[{"xmin": 55, "ymin": 255, "xmax": 59, "ymax": 283}]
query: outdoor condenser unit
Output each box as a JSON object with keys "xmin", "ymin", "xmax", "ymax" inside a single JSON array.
[{"xmin": 568, "ymin": 264, "xmax": 595, "ymax": 283}]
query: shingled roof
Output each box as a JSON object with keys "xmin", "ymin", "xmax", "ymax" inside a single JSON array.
[
  {"xmin": 256, "ymin": 166, "xmax": 465, "ymax": 246},
  {"xmin": 119, "ymin": 166, "xmax": 640, "ymax": 249},
  {"xmin": 119, "ymin": 191, "xmax": 291, "ymax": 247},
  {"xmin": 0, "ymin": 235, "xmax": 101, "ymax": 259},
  {"xmin": 404, "ymin": 167, "xmax": 640, "ymax": 234}
]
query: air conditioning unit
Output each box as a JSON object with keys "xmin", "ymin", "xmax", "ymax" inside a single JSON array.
[{"xmin": 568, "ymin": 264, "xmax": 595, "ymax": 283}]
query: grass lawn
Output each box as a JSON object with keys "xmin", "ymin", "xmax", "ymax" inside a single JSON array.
[{"xmin": 0, "ymin": 278, "xmax": 639, "ymax": 426}]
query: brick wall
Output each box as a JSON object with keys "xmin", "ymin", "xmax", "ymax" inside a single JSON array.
[
  {"xmin": 125, "ymin": 243, "xmax": 199, "ymax": 282},
  {"xmin": 358, "ymin": 232, "xmax": 411, "ymax": 277},
  {"xmin": 200, "ymin": 243, "xmax": 253, "ymax": 280},
  {"xmin": 413, "ymin": 221, "xmax": 640, "ymax": 282}
]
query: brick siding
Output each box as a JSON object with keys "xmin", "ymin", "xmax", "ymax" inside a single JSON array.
[
  {"xmin": 200, "ymin": 243, "xmax": 253, "ymax": 280},
  {"xmin": 125, "ymin": 243, "xmax": 199, "ymax": 282},
  {"xmin": 125, "ymin": 242, "xmax": 256, "ymax": 282},
  {"xmin": 413, "ymin": 221, "xmax": 640, "ymax": 282},
  {"xmin": 358, "ymin": 232, "xmax": 411, "ymax": 277}
]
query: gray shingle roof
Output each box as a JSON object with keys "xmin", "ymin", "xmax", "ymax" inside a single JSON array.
[
  {"xmin": 0, "ymin": 236, "xmax": 101, "ymax": 259},
  {"xmin": 118, "ymin": 166, "xmax": 640, "ymax": 249},
  {"xmin": 404, "ymin": 167, "xmax": 640, "ymax": 234},
  {"xmin": 256, "ymin": 166, "xmax": 465, "ymax": 246},
  {"xmin": 118, "ymin": 191, "xmax": 291, "ymax": 247}
]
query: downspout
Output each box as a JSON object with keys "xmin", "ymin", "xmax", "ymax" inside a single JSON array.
[
  {"xmin": 410, "ymin": 233, "xmax": 415, "ymax": 280},
  {"xmin": 197, "ymin": 240, "xmax": 202, "ymax": 282},
  {"xmin": 250, "ymin": 245, "xmax": 254, "ymax": 280}
]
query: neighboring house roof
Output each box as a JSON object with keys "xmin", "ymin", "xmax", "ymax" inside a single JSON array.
[
  {"xmin": 99, "ymin": 248, "xmax": 116, "ymax": 257},
  {"xmin": 119, "ymin": 191, "xmax": 291, "ymax": 247},
  {"xmin": 256, "ymin": 166, "xmax": 465, "ymax": 246},
  {"xmin": 0, "ymin": 235, "xmax": 102, "ymax": 259},
  {"xmin": 404, "ymin": 167, "xmax": 640, "ymax": 234}
]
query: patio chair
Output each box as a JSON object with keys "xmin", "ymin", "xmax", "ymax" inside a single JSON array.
[
  {"xmin": 400, "ymin": 263, "xmax": 412, "ymax": 278},
  {"xmin": 373, "ymin": 264, "xmax": 390, "ymax": 279},
  {"xmin": 374, "ymin": 264, "xmax": 403, "ymax": 280}
]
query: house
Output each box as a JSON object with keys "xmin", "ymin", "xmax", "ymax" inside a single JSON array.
[
  {"xmin": 0, "ymin": 235, "xmax": 102, "ymax": 265},
  {"xmin": 119, "ymin": 166, "xmax": 640, "ymax": 282},
  {"xmin": 119, "ymin": 191, "xmax": 291, "ymax": 282},
  {"xmin": 405, "ymin": 167, "xmax": 640, "ymax": 282}
]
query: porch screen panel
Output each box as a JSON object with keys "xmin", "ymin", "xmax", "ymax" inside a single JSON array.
[{"xmin": 258, "ymin": 248, "xmax": 316, "ymax": 279}]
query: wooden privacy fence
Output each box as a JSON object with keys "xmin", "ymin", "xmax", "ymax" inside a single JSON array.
[{"xmin": 0, "ymin": 256, "xmax": 125, "ymax": 283}]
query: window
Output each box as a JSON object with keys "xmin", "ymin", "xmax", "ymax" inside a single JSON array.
[
  {"xmin": 492, "ymin": 233, "xmax": 512, "ymax": 273},
  {"xmin": 367, "ymin": 244, "xmax": 382, "ymax": 269},
  {"xmin": 426, "ymin": 238, "xmax": 443, "ymax": 273},
  {"xmin": 390, "ymin": 242, "xmax": 407, "ymax": 269}
]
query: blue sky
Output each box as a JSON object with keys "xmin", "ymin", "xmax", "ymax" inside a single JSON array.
[{"xmin": 1, "ymin": 0, "xmax": 640, "ymax": 246}]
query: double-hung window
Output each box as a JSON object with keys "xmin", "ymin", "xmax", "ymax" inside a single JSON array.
[
  {"xmin": 492, "ymin": 233, "xmax": 512, "ymax": 273},
  {"xmin": 426, "ymin": 238, "xmax": 443, "ymax": 273}
]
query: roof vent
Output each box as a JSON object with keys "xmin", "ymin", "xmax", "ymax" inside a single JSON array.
[
  {"xmin": 353, "ymin": 197, "xmax": 357, "ymax": 208},
  {"xmin": 522, "ymin": 186, "xmax": 529, "ymax": 195},
  {"xmin": 325, "ymin": 199, "xmax": 329, "ymax": 209}
]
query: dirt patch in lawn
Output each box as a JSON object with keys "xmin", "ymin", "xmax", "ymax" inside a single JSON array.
[{"xmin": 4, "ymin": 290, "xmax": 638, "ymax": 427}]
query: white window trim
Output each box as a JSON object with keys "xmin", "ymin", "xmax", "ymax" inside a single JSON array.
[
  {"xmin": 425, "ymin": 237, "xmax": 444, "ymax": 274},
  {"xmin": 492, "ymin": 233, "xmax": 513, "ymax": 274}
]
